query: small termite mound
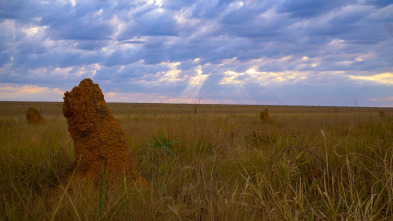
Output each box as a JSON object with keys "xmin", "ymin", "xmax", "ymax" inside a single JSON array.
[
  {"xmin": 63, "ymin": 78, "xmax": 148, "ymax": 186},
  {"xmin": 26, "ymin": 107, "xmax": 44, "ymax": 124},
  {"xmin": 260, "ymin": 108, "xmax": 271, "ymax": 123},
  {"xmin": 379, "ymin": 111, "xmax": 386, "ymax": 120}
]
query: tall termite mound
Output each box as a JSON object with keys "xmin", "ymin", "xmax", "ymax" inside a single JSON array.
[
  {"xmin": 26, "ymin": 107, "xmax": 44, "ymax": 124},
  {"xmin": 260, "ymin": 108, "xmax": 271, "ymax": 123},
  {"xmin": 63, "ymin": 78, "xmax": 147, "ymax": 185}
]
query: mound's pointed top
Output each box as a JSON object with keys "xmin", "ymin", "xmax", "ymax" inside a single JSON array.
[{"xmin": 78, "ymin": 78, "xmax": 94, "ymax": 87}]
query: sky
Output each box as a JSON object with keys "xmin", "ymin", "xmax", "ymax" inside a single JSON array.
[{"xmin": 0, "ymin": 0, "xmax": 393, "ymax": 107}]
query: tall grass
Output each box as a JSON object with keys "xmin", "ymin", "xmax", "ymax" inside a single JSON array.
[{"xmin": 0, "ymin": 104, "xmax": 392, "ymax": 220}]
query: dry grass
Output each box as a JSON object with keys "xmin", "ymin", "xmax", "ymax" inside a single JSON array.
[{"xmin": 0, "ymin": 102, "xmax": 392, "ymax": 220}]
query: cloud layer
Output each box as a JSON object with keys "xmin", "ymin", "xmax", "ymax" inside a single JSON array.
[{"xmin": 1, "ymin": 0, "xmax": 392, "ymax": 106}]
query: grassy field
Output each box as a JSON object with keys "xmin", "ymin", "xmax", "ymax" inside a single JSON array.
[{"xmin": 0, "ymin": 101, "xmax": 392, "ymax": 220}]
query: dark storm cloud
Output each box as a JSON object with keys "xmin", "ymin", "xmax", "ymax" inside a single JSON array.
[
  {"xmin": 278, "ymin": 0, "xmax": 349, "ymax": 18},
  {"xmin": 131, "ymin": 9, "xmax": 178, "ymax": 37},
  {"xmin": 122, "ymin": 40, "xmax": 145, "ymax": 44},
  {"xmin": 0, "ymin": 0, "xmax": 41, "ymax": 22},
  {"xmin": 17, "ymin": 40, "xmax": 47, "ymax": 54},
  {"xmin": 0, "ymin": 0, "xmax": 392, "ymax": 106},
  {"xmin": 103, "ymin": 47, "xmax": 140, "ymax": 67},
  {"xmin": 0, "ymin": 53, "xmax": 10, "ymax": 66}
]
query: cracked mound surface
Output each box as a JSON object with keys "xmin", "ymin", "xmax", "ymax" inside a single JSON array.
[
  {"xmin": 260, "ymin": 108, "xmax": 271, "ymax": 123},
  {"xmin": 63, "ymin": 78, "xmax": 148, "ymax": 185},
  {"xmin": 26, "ymin": 107, "xmax": 44, "ymax": 124}
]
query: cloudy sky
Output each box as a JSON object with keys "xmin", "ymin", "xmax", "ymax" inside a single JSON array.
[{"xmin": 1, "ymin": 0, "xmax": 392, "ymax": 106}]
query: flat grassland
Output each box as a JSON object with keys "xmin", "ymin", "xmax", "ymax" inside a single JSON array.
[{"xmin": 1, "ymin": 101, "xmax": 392, "ymax": 220}]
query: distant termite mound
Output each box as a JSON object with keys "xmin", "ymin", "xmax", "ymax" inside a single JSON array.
[
  {"xmin": 63, "ymin": 78, "xmax": 148, "ymax": 186},
  {"xmin": 26, "ymin": 107, "xmax": 44, "ymax": 124},
  {"xmin": 379, "ymin": 111, "xmax": 386, "ymax": 120},
  {"xmin": 260, "ymin": 108, "xmax": 271, "ymax": 123}
]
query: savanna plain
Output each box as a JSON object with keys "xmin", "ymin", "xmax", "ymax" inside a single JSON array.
[{"xmin": 1, "ymin": 101, "xmax": 393, "ymax": 220}]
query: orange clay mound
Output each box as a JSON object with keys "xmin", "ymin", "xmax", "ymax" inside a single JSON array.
[
  {"xmin": 26, "ymin": 107, "xmax": 44, "ymax": 124},
  {"xmin": 63, "ymin": 78, "xmax": 148, "ymax": 186},
  {"xmin": 260, "ymin": 108, "xmax": 271, "ymax": 123}
]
